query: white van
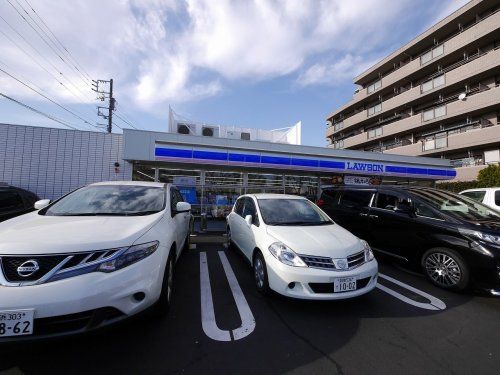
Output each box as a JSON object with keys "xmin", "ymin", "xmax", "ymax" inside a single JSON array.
[{"xmin": 460, "ymin": 188, "xmax": 500, "ymax": 212}]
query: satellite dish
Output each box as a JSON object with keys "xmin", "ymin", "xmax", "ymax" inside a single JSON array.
[{"xmin": 458, "ymin": 93, "xmax": 467, "ymax": 101}]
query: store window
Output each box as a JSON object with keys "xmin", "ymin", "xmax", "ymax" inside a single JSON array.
[
  {"xmin": 132, "ymin": 164, "xmax": 155, "ymax": 181},
  {"xmin": 284, "ymin": 175, "xmax": 318, "ymax": 198}
]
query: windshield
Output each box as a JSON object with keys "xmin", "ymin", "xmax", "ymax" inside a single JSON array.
[
  {"xmin": 258, "ymin": 198, "xmax": 333, "ymax": 226},
  {"xmin": 410, "ymin": 189, "xmax": 500, "ymax": 221},
  {"xmin": 44, "ymin": 185, "xmax": 165, "ymax": 216}
]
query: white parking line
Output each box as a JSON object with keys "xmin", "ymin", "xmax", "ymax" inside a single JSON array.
[
  {"xmin": 376, "ymin": 273, "xmax": 447, "ymax": 311},
  {"xmin": 199, "ymin": 252, "xmax": 231, "ymax": 341},
  {"xmin": 199, "ymin": 251, "xmax": 256, "ymax": 342},
  {"xmin": 218, "ymin": 251, "xmax": 256, "ymax": 340}
]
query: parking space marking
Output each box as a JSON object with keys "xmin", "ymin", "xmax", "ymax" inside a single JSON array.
[
  {"xmin": 199, "ymin": 251, "xmax": 256, "ymax": 342},
  {"xmin": 376, "ymin": 273, "xmax": 447, "ymax": 311},
  {"xmin": 199, "ymin": 252, "xmax": 231, "ymax": 341},
  {"xmin": 218, "ymin": 251, "xmax": 256, "ymax": 340}
]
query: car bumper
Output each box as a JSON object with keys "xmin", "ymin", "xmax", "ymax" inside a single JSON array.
[
  {"xmin": 0, "ymin": 249, "xmax": 166, "ymax": 340},
  {"xmin": 265, "ymin": 255, "xmax": 378, "ymax": 300}
]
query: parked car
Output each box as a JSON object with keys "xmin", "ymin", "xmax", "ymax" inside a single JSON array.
[
  {"xmin": 0, "ymin": 181, "xmax": 191, "ymax": 340},
  {"xmin": 0, "ymin": 184, "xmax": 39, "ymax": 222},
  {"xmin": 460, "ymin": 187, "xmax": 500, "ymax": 212},
  {"xmin": 317, "ymin": 186, "xmax": 500, "ymax": 293},
  {"xmin": 226, "ymin": 194, "xmax": 378, "ymax": 300}
]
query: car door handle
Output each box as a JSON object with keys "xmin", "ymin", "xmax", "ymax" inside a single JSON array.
[
  {"xmin": 369, "ymin": 214, "xmax": 378, "ymax": 219},
  {"xmin": 359, "ymin": 213, "xmax": 368, "ymax": 217}
]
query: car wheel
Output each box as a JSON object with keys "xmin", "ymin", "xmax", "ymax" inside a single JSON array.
[
  {"xmin": 422, "ymin": 248, "xmax": 470, "ymax": 291},
  {"xmin": 253, "ymin": 251, "xmax": 270, "ymax": 295},
  {"xmin": 153, "ymin": 252, "xmax": 175, "ymax": 316}
]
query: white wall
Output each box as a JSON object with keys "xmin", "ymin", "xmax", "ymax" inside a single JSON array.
[{"xmin": 0, "ymin": 124, "xmax": 132, "ymax": 200}]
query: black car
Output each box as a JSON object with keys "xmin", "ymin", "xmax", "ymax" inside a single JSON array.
[
  {"xmin": 0, "ymin": 185, "xmax": 39, "ymax": 222},
  {"xmin": 317, "ymin": 186, "xmax": 500, "ymax": 294}
]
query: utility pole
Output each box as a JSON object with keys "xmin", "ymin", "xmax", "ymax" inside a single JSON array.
[{"xmin": 92, "ymin": 79, "xmax": 115, "ymax": 133}]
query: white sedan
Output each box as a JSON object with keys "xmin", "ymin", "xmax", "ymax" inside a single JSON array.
[
  {"xmin": 226, "ymin": 194, "xmax": 378, "ymax": 300},
  {"xmin": 0, "ymin": 181, "xmax": 191, "ymax": 340}
]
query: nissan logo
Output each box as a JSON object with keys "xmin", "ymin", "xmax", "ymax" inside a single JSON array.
[{"xmin": 17, "ymin": 260, "xmax": 40, "ymax": 277}]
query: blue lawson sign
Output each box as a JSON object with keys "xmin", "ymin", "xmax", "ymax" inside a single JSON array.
[{"xmin": 154, "ymin": 145, "xmax": 456, "ymax": 180}]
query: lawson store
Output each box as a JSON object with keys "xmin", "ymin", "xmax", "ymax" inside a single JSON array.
[{"xmin": 124, "ymin": 128, "xmax": 456, "ymax": 219}]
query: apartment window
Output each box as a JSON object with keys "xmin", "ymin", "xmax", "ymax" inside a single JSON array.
[
  {"xmin": 420, "ymin": 44, "xmax": 444, "ymax": 65},
  {"xmin": 367, "ymin": 103, "xmax": 382, "ymax": 116},
  {"xmin": 333, "ymin": 139, "xmax": 344, "ymax": 149},
  {"xmin": 334, "ymin": 121, "xmax": 344, "ymax": 131},
  {"xmin": 423, "ymin": 133, "xmax": 447, "ymax": 151},
  {"xmin": 367, "ymin": 79, "xmax": 382, "ymax": 94},
  {"xmin": 421, "ymin": 74, "xmax": 445, "ymax": 93},
  {"xmin": 367, "ymin": 126, "xmax": 383, "ymax": 139},
  {"xmin": 422, "ymin": 104, "xmax": 446, "ymax": 121}
]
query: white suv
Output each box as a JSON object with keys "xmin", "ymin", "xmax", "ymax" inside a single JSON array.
[
  {"xmin": 460, "ymin": 188, "xmax": 500, "ymax": 212},
  {"xmin": 0, "ymin": 181, "xmax": 191, "ymax": 340},
  {"xmin": 226, "ymin": 194, "xmax": 378, "ymax": 300}
]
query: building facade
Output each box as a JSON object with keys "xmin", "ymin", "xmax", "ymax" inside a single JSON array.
[
  {"xmin": 326, "ymin": 0, "xmax": 500, "ymax": 181},
  {"xmin": 0, "ymin": 123, "xmax": 455, "ymax": 219}
]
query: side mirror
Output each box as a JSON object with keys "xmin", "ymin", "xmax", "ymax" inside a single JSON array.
[
  {"xmin": 34, "ymin": 199, "xmax": 51, "ymax": 210},
  {"xmin": 175, "ymin": 201, "xmax": 191, "ymax": 214},
  {"xmin": 245, "ymin": 214, "xmax": 253, "ymax": 226}
]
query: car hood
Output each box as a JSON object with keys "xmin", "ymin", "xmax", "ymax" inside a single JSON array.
[
  {"xmin": 266, "ymin": 224, "xmax": 363, "ymax": 258},
  {"xmin": 464, "ymin": 219, "xmax": 500, "ymax": 233},
  {"xmin": 0, "ymin": 212, "xmax": 163, "ymax": 255}
]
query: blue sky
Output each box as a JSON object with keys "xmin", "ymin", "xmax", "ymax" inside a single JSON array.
[{"xmin": 0, "ymin": 0, "xmax": 468, "ymax": 147}]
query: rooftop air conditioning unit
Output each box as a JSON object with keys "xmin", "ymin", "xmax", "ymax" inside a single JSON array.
[
  {"xmin": 240, "ymin": 132, "xmax": 251, "ymax": 141},
  {"xmin": 202, "ymin": 126, "xmax": 219, "ymax": 137},
  {"xmin": 177, "ymin": 123, "xmax": 195, "ymax": 135},
  {"xmin": 226, "ymin": 130, "xmax": 241, "ymax": 140}
]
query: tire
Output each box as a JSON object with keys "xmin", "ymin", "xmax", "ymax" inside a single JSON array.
[
  {"xmin": 153, "ymin": 252, "xmax": 175, "ymax": 316},
  {"xmin": 253, "ymin": 251, "xmax": 270, "ymax": 295},
  {"xmin": 422, "ymin": 248, "xmax": 470, "ymax": 291}
]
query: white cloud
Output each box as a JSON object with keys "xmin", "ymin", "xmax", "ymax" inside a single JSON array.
[{"xmin": 0, "ymin": 0, "xmax": 466, "ymax": 112}]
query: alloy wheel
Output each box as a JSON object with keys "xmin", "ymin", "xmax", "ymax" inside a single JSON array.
[
  {"xmin": 254, "ymin": 258, "xmax": 265, "ymax": 289},
  {"xmin": 425, "ymin": 252, "xmax": 461, "ymax": 287}
]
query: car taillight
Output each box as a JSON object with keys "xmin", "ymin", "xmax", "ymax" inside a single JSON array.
[{"xmin": 316, "ymin": 199, "xmax": 325, "ymax": 207}]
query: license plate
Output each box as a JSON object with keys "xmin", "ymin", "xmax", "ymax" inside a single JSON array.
[
  {"xmin": 333, "ymin": 277, "xmax": 357, "ymax": 293},
  {"xmin": 0, "ymin": 310, "xmax": 34, "ymax": 337}
]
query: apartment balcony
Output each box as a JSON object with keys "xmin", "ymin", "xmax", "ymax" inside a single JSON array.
[
  {"xmin": 326, "ymin": 10, "xmax": 500, "ymax": 124},
  {"xmin": 338, "ymin": 86, "xmax": 500, "ymax": 149},
  {"xmin": 384, "ymin": 124, "xmax": 500, "ymax": 157}
]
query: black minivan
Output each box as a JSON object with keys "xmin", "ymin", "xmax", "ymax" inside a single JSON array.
[{"xmin": 317, "ymin": 186, "xmax": 500, "ymax": 293}]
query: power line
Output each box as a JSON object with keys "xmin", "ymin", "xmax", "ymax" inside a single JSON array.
[
  {"xmin": 0, "ymin": 15, "xmax": 92, "ymax": 104},
  {"xmin": 22, "ymin": 0, "xmax": 93, "ymax": 82},
  {"xmin": 1, "ymin": 3, "xmax": 94, "ymax": 103},
  {"xmin": 0, "ymin": 91, "xmax": 79, "ymax": 130},
  {"xmin": 114, "ymin": 112, "xmax": 139, "ymax": 130},
  {"xmin": 11, "ymin": 0, "xmax": 92, "ymax": 86},
  {"xmin": 0, "ymin": 63, "xmax": 100, "ymax": 131}
]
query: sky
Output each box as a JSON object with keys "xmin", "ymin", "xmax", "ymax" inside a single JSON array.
[{"xmin": 0, "ymin": 0, "xmax": 469, "ymax": 147}]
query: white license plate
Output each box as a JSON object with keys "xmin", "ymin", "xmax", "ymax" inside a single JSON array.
[
  {"xmin": 0, "ymin": 310, "xmax": 34, "ymax": 337},
  {"xmin": 333, "ymin": 277, "xmax": 357, "ymax": 293}
]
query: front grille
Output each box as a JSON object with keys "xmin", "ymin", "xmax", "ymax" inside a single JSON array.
[
  {"xmin": 33, "ymin": 307, "xmax": 125, "ymax": 336},
  {"xmin": 347, "ymin": 251, "xmax": 365, "ymax": 268},
  {"xmin": 1, "ymin": 255, "xmax": 67, "ymax": 282},
  {"xmin": 309, "ymin": 277, "xmax": 372, "ymax": 293},
  {"xmin": 300, "ymin": 255, "xmax": 335, "ymax": 269},
  {"xmin": 0, "ymin": 250, "xmax": 119, "ymax": 284}
]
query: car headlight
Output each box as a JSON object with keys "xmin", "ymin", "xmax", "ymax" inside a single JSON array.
[
  {"xmin": 361, "ymin": 240, "xmax": 375, "ymax": 262},
  {"xmin": 459, "ymin": 228, "xmax": 497, "ymax": 256},
  {"xmin": 98, "ymin": 241, "xmax": 159, "ymax": 272},
  {"xmin": 268, "ymin": 242, "xmax": 307, "ymax": 267}
]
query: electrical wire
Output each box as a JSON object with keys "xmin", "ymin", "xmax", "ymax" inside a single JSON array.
[
  {"xmin": 0, "ymin": 91, "xmax": 79, "ymax": 130},
  {"xmin": 114, "ymin": 111, "xmax": 139, "ymax": 130},
  {"xmin": 0, "ymin": 63, "xmax": 100, "ymax": 131}
]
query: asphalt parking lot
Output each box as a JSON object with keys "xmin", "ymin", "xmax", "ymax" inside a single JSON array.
[{"xmin": 1, "ymin": 239, "xmax": 499, "ymax": 375}]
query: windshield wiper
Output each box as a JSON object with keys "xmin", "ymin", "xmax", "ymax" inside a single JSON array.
[{"xmin": 270, "ymin": 221, "xmax": 332, "ymax": 226}]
